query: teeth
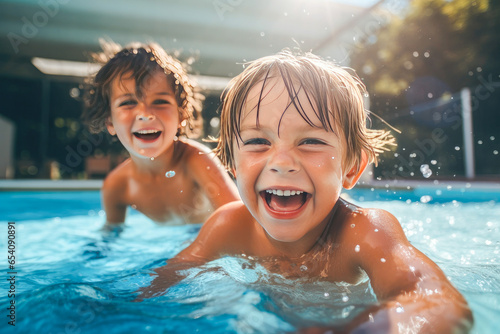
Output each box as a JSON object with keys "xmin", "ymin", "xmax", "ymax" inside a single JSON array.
[
  {"xmin": 266, "ymin": 189, "xmax": 303, "ymax": 196},
  {"xmin": 135, "ymin": 129, "xmax": 159, "ymax": 134}
]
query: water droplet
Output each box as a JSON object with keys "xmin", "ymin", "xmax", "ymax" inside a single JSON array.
[
  {"xmin": 206, "ymin": 166, "xmax": 211, "ymax": 170},
  {"xmin": 131, "ymin": 204, "xmax": 137, "ymax": 209},
  {"xmin": 380, "ymin": 258, "xmax": 386, "ymax": 263},
  {"xmin": 354, "ymin": 245, "xmax": 360, "ymax": 252},
  {"xmin": 396, "ymin": 306, "xmax": 404, "ymax": 313},
  {"xmin": 455, "ymin": 146, "xmax": 461, "ymax": 151},
  {"xmin": 342, "ymin": 294, "xmax": 349, "ymax": 302},
  {"xmin": 323, "ymin": 292, "xmax": 330, "ymax": 298},
  {"xmin": 300, "ymin": 265, "xmax": 308, "ymax": 271},
  {"xmin": 260, "ymin": 32, "xmax": 265, "ymax": 37},
  {"xmin": 420, "ymin": 164, "xmax": 432, "ymax": 178},
  {"xmin": 350, "ymin": 224, "xmax": 355, "ymax": 228},
  {"xmin": 420, "ymin": 195, "xmax": 432, "ymax": 203},
  {"xmin": 331, "ymin": 156, "xmax": 335, "ymax": 159},
  {"xmin": 150, "ymin": 157, "xmax": 155, "ymax": 161},
  {"xmin": 165, "ymin": 170, "xmax": 176, "ymax": 178}
]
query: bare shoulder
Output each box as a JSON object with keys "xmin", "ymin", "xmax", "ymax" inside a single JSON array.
[
  {"xmin": 336, "ymin": 199, "xmax": 405, "ymax": 242},
  {"xmin": 183, "ymin": 201, "xmax": 254, "ymax": 259},
  {"xmin": 332, "ymin": 199, "xmax": 409, "ymax": 271},
  {"xmin": 177, "ymin": 138, "xmax": 213, "ymax": 160},
  {"xmin": 200, "ymin": 201, "xmax": 252, "ymax": 237},
  {"xmin": 177, "ymin": 138, "xmax": 239, "ymax": 205},
  {"xmin": 176, "ymin": 138, "xmax": 222, "ymax": 173}
]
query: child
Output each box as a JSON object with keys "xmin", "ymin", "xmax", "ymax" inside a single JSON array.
[
  {"xmin": 139, "ymin": 50, "xmax": 473, "ymax": 333},
  {"xmin": 82, "ymin": 41, "xmax": 239, "ymax": 225}
]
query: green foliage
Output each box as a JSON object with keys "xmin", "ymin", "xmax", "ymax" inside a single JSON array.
[
  {"xmin": 351, "ymin": 0, "xmax": 493, "ymax": 98},
  {"xmin": 349, "ymin": 0, "xmax": 500, "ymax": 179}
]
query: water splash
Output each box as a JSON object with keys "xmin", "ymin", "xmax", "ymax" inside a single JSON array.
[{"xmin": 165, "ymin": 170, "xmax": 176, "ymax": 178}]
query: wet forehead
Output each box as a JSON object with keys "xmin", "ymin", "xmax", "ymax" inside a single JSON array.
[{"xmin": 241, "ymin": 77, "xmax": 325, "ymax": 129}]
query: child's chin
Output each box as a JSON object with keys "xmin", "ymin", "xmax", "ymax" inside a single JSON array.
[{"xmin": 133, "ymin": 148, "xmax": 164, "ymax": 159}]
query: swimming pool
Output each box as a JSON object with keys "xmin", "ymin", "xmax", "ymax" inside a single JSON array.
[{"xmin": 0, "ymin": 188, "xmax": 498, "ymax": 333}]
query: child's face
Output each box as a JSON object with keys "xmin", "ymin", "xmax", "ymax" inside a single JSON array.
[
  {"xmin": 233, "ymin": 77, "xmax": 356, "ymax": 246},
  {"xmin": 107, "ymin": 70, "xmax": 180, "ymax": 160}
]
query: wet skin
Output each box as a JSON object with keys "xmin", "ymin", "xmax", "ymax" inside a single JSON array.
[
  {"xmin": 103, "ymin": 70, "xmax": 239, "ymax": 224},
  {"xmin": 140, "ymin": 78, "xmax": 472, "ymax": 333}
]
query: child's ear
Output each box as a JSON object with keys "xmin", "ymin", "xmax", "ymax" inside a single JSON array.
[
  {"xmin": 105, "ymin": 117, "xmax": 116, "ymax": 136},
  {"xmin": 342, "ymin": 151, "xmax": 368, "ymax": 189}
]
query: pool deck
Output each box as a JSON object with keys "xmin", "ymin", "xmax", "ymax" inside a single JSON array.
[
  {"xmin": 0, "ymin": 179, "xmax": 103, "ymax": 191},
  {"xmin": 0, "ymin": 179, "xmax": 498, "ymax": 191}
]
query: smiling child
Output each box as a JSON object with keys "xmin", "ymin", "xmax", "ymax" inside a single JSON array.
[
  {"xmin": 139, "ymin": 50, "xmax": 473, "ymax": 333},
  {"xmin": 82, "ymin": 41, "xmax": 238, "ymax": 225}
]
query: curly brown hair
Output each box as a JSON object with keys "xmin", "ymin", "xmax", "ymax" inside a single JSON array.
[{"xmin": 82, "ymin": 40, "xmax": 203, "ymax": 138}]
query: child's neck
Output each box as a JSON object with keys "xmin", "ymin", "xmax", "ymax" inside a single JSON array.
[{"xmin": 264, "ymin": 205, "xmax": 338, "ymax": 260}]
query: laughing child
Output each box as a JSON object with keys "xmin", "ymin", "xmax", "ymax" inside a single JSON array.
[
  {"xmin": 82, "ymin": 41, "xmax": 238, "ymax": 225},
  {"xmin": 138, "ymin": 50, "xmax": 473, "ymax": 333}
]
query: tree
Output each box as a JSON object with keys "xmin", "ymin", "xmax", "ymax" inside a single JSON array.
[{"xmin": 350, "ymin": 0, "xmax": 500, "ymax": 179}]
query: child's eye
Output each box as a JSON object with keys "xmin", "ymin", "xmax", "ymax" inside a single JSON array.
[
  {"xmin": 300, "ymin": 138, "xmax": 326, "ymax": 145},
  {"xmin": 152, "ymin": 99, "xmax": 171, "ymax": 105},
  {"xmin": 118, "ymin": 100, "xmax": 137, "ymax": 107},
  {"xmin": 243, "ymin": 138, "xmax": 270, "ymax": 146}
]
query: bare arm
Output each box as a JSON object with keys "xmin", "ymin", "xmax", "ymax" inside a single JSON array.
[
  {"xmin": 136, "ymin": 201, "xmax": 248, "ymax": 300},
  {"xmin": 101, "ymin": 172, "xmax": 128, "ymax": 226},
  {"xmin": 341, "ymin": 209, "xmax": 473, "ymax": 333}
]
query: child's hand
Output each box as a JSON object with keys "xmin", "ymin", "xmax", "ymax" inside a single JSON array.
[{"xmin": 132, "ymin": 259, "xmax": 202, "ymax": 302}]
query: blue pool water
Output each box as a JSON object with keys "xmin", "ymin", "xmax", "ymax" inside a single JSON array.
[{"xmin": 0, "ymin": 189, "xmax": 499, "ymax": 333}]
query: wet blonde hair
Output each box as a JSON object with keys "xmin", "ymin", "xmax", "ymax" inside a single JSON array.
[
  {"xmin": 215, "ymin": 49, "xmax": 395, "ymax": 173},
  {"xmin": 83, "ymin": 40, "xmax": 203, "ymax": 138}
]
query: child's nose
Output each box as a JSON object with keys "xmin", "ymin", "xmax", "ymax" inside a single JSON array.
[
  {"xmin": 268, "ymin": 149, "xmax": 299, "ymax": 174},
  {"xmin": 136, "ymin": 114, "xmax": 155, "ymax": 121},
  {"xmin": 135, "ymin": 103, "xmax": 155, "ymax": 121}
]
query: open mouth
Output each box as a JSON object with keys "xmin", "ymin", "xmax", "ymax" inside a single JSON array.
[
  {"xmin": 133, "ymin": 130, "xmax": 162, "ymax": 141},
  {"xmin": 261, "ymin": 189, "xmax": 309, "ymax": 212}
]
